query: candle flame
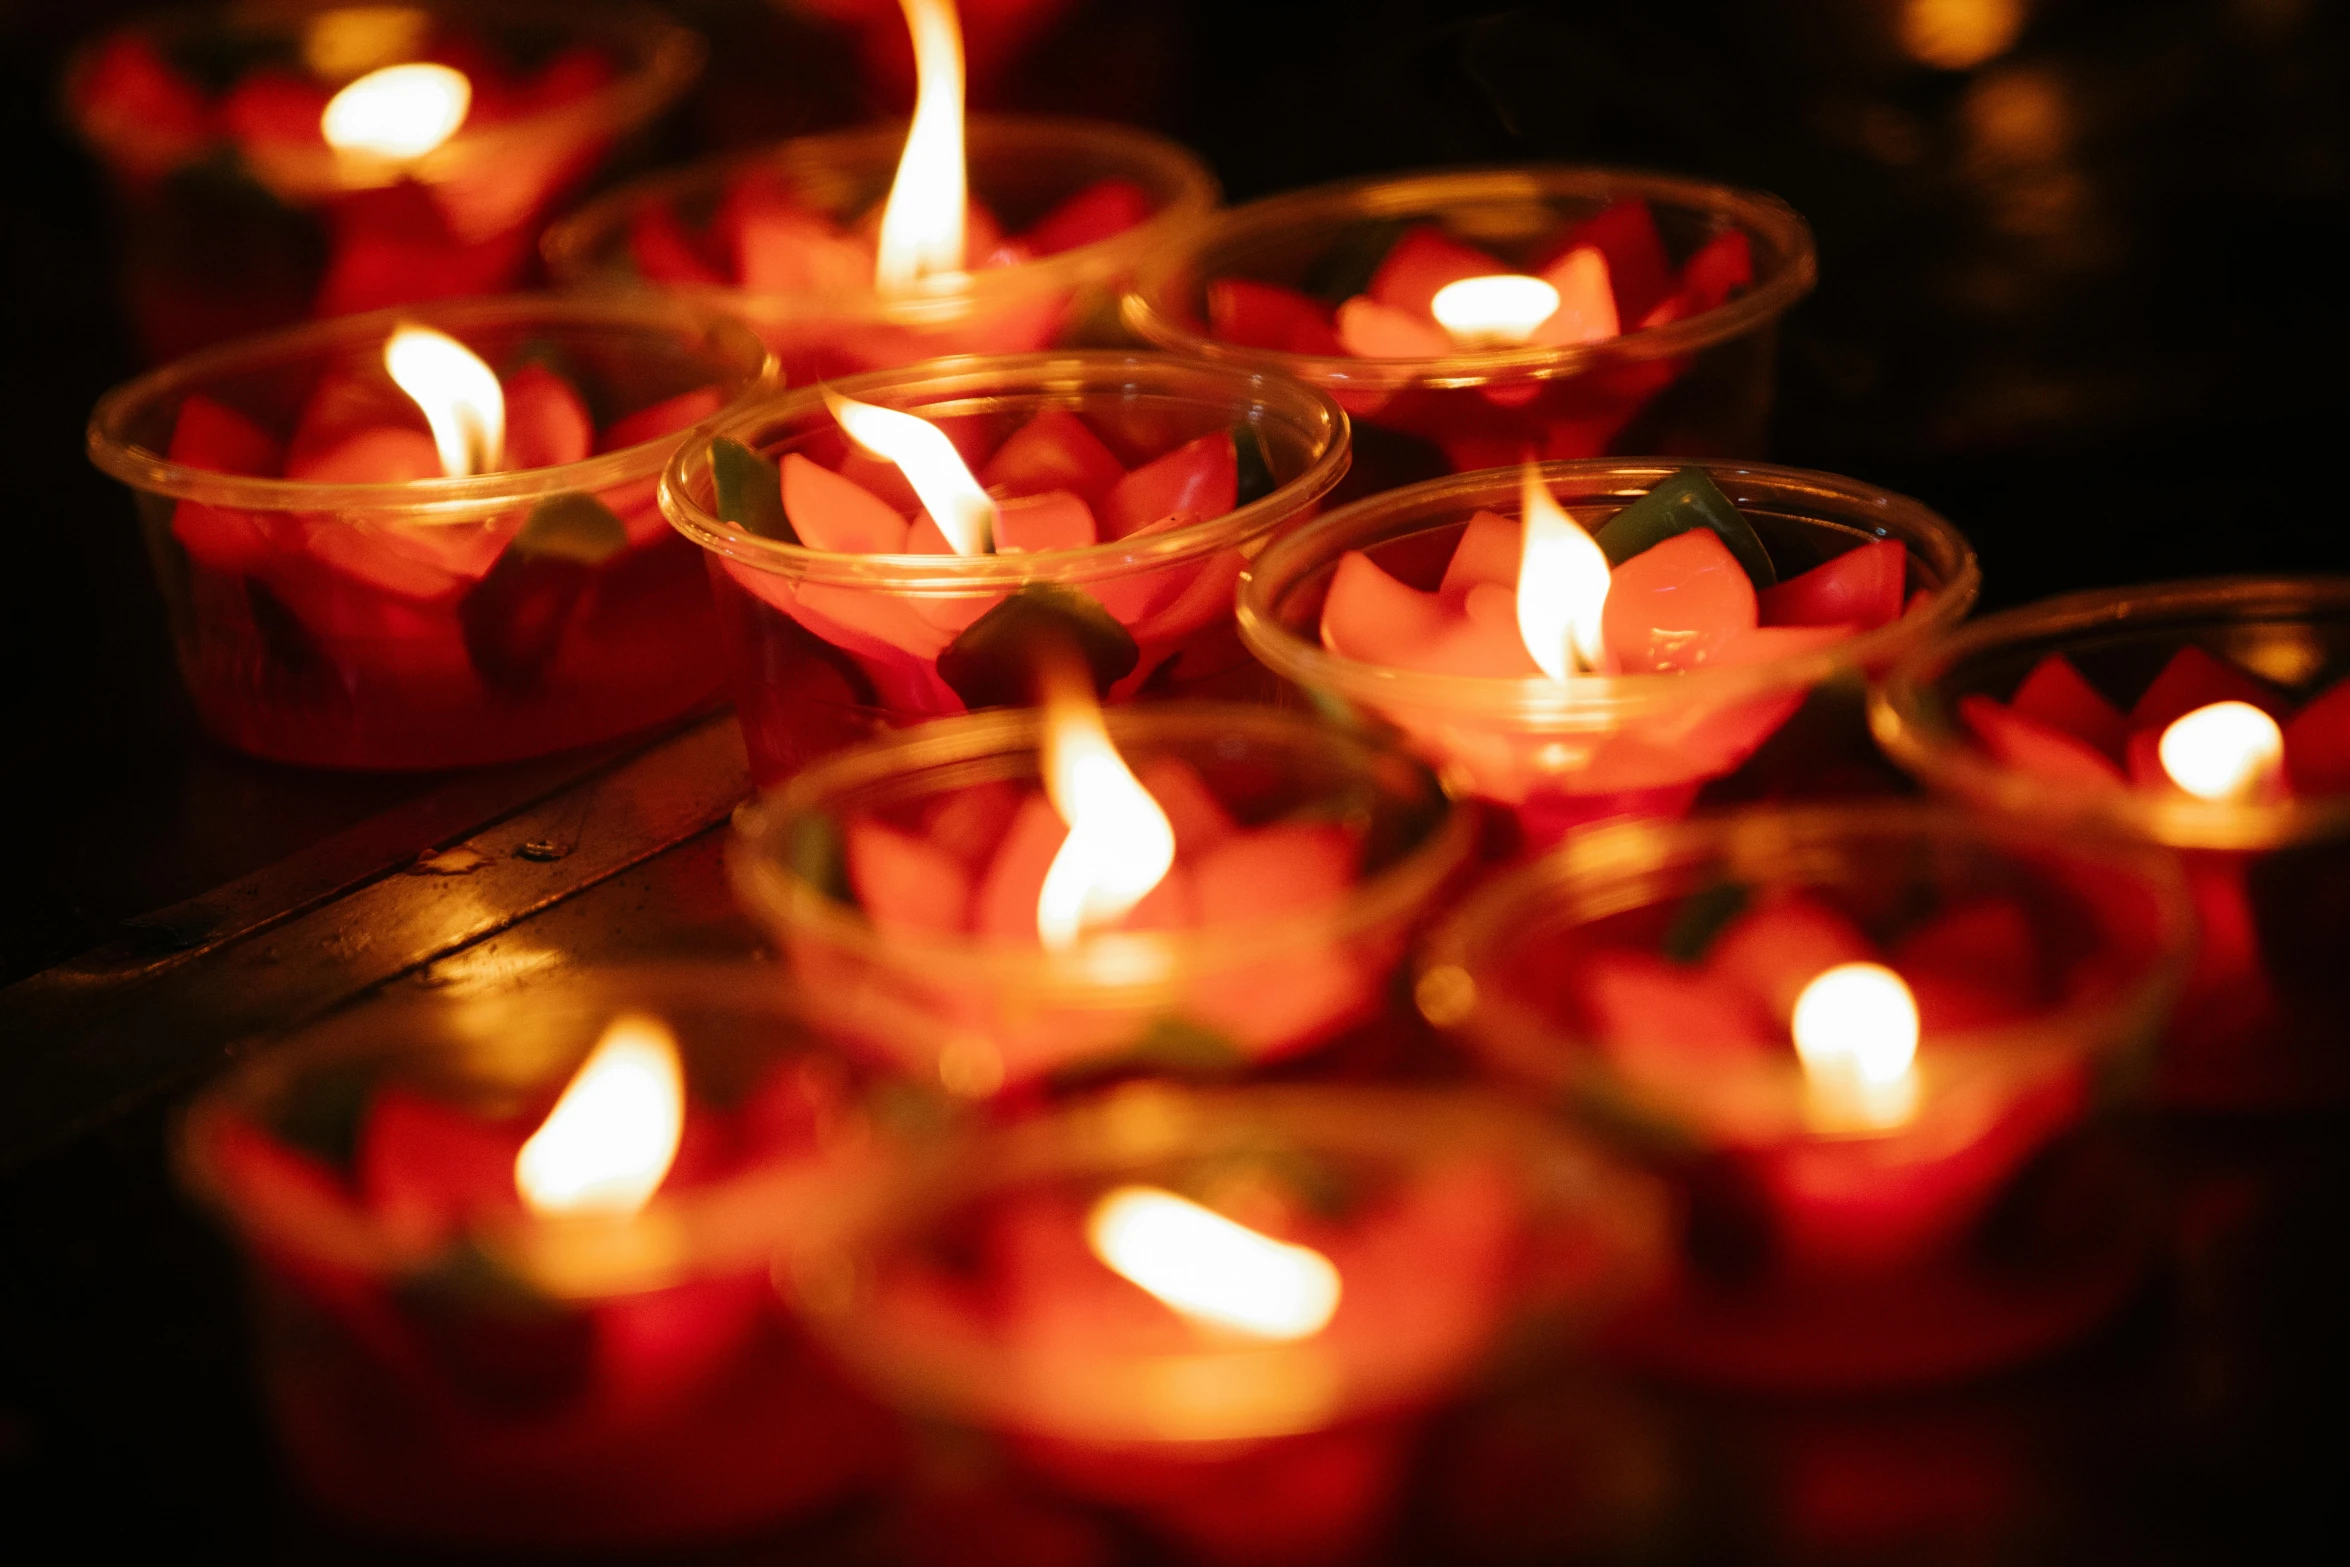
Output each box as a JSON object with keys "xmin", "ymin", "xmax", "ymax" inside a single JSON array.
[
  {"xmin": 1035, "ymin": 666, "xmax": 1175, "ymax": 949},
  {"xmin": 2158, "ymin": 700, "xmax": 2285, "ymax": 802},
  {"xmin": 1515, "ymin": 464, "xmax": 1612, "ymax": 681},
  {"xmin": 873, "ymin": 0, "xmax": 970, "ymax": 294},
  {"xmin": 1431, "ymin": 274, "xmax": 1562, "ymax": 349},
  {"xmin": 383, "ymin": 323, "xmax": 505, "ymax": 477},
  {"xmin": 1086, "ymin": 1185, "xmax": 1341, "ymax": 1340},
  {"xmin": 1791, "ymin": 961, "xmax": 1920, "ymax": 1131},
  {"xmin": 514, "ymin": 1014, "xmax": 687, "ymax": 1218},
  {"xmin": 822, "ymin": 388, "xmax": 995, "ymax": 554},
  {"xmin": 321, "ymin": 62, "xmax": 471, "ymax": 161}
]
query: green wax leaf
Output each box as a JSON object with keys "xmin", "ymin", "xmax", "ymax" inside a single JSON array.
[
  {"xmin": 1593, "ymin": 467, "xmax": 1777, "ymax": 588},
  {"xmin": 511, "ymin": 491, "xmax": 628, "ymax": 564},
  {"xmin": 711, "ymin": 436, "xmax": 796, "ymax": 542},
  {"xmin": 937, "ymin": 582, "xmax": 1140, "ymax": 711},
  {"xmin": 1660, "ymin": 879, "xmax": 1751, "ymax": 965},
  {"xmin": 1232, "ymin": 420, "xmax": 1278, "ymax": 507},
  {"xmin": 787, "ymin": 810, "xmax": 855, "ymax": 907},
  {"xmin": 1303, "ymin": 217, "xmax": 1409, "ymax": 304}
]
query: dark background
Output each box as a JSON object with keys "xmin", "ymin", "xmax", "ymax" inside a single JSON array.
[{"xmin": 3, "ymin": 0, "xmax": 2347, "ymax": 1559}]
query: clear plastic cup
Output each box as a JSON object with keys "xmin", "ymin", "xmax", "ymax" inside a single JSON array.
[
  {"xmin": 544, "ymin": 115, "xmax": 1220, "ymax": 383},
  {"xmin": 731, "ymin": 703, "xmax": 1474, "ymax": 1095},
  {"xmin": 1872, "ymin": 577, "xmax": 2350, "ymax": 1111},
  {"xmin": 65, "ymin": 0, "xmax": 702, "ymax": 360},
  {"xmin": 779, "ymin": 1081, "xmax": 1666, "ymax": 1560},
  {"xmin": 1124, "ymin": 167, "xmax": 1815, "ymax": 488},
  {"xmin": 1237, "ymin": 458, "xmax": 1978, "ymax": 846},
  {"xmin": 88, "ymin": 293, "xmax": 772, "ymax": 769},
  {"xmin": 1418, "ymin": 803, "xmax": 2192, "ymax": 1390},
  {"xmin": 176, "ymin": 965, "xmax": 905, "ymax": 1549},
  {"xmin": 662, "ymin": 352, "xmax": 1350, "ymax": 787}
]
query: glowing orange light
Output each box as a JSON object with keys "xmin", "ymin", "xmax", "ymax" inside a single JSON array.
[
  {"xmin": 383, "ymin": 323, "xmax": 504, "ymax": 476},
  {"xmin": 1035, "ymin": 670, "xmax": 1175, "ymax": 949},
  {"xmin": 1514, "ymin": 464, "xmax": 1612, "ymax": 681},
  {"xmin": 1791, "ymin": 961, "xmax": 1921, "ymax": 1130},
  {"xmin": 1431, "ymin": 274, "xmax": 1562, "ymax": 349},
  {"xmin": 514, "ymin": 1014, "xmax": 686, "ymax": 1218},
  {"xmin": 1900, "ymin": 0, "xmax": 2025, "ymax": 72},
  {"xmin": 321, "ymin": 62, "xmax": 471, "ymax": 161},
  {"xmin": 2158, "ymin": 701, "xmax": 2285, "ymax": 802},
  {"xmin": 822, "ymin": 388, "xmax": 995, "ymax": 554},
  {"xmin": 1087, "ymin": 1185, "xmax": 1340, "ymax": 1340},
  {"xmin": 872, "ymin": 0, "xmax": 970, "ymax": 294}
]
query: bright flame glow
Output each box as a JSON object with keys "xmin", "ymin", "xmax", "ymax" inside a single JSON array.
[
  {"xmin": 514, "ymin": 1014, "xmax": 687, "ymax": 1218},
  {"xmin": 1792, "ymin": 961, "xmax": 1921, "ymax": 1131},
  {"xmin": 823, "ymin": 388, "xmax": 995, "ymax": 554},
  {"xmin": 321, "ymin": 62, "xmax": 471, "ymax": 160},
  {"xmin": 1432, "ymin": 274, "xmax": 1562, "ymax": 349},
  {"xmin": 2159, "ymin": 700, "xmax": 2285, "ymax": 802},
  {"xmin": 1087, "ymin": 1185, "xmax": 1341, "ymax": 1340},
  {"xmin": 383, "ymin": 324, "xmax": 505, "ymax": 477},
  {"xmin": 1515, "ymin": 464, "xmax": 1612, "ymax": 681},
  {"xmin": 873, "ymin": 0, "xmax": 970, "ymax": 294},
  {"xmin": 1035, "ymin": 671, "xmax": 1175, "ymax": 949},
  {"xmin": 304, "ymin": 7, "xmax": 431, "ymax": 80}
]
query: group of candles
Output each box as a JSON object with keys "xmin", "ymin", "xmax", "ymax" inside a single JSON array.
[{"xmin": 74, "ymin": 0, "xmax": 2350, "ymax": 1558}]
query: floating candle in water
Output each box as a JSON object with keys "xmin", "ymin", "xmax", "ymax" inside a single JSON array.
[
  {"xmin": 514, "ymin": 1013, "xmax": 687, "ymax": 1217},
  {"xmin": 1086, "ymin": 1184, "xmax": 1342, "ymax": 1341},
  {"xmin": 2158, "ymin": 699, "xmax": 2285, "ymax": 802},
  {"xmin": 321, "ymin": 61, "xmax": 471, "ymax": 162},
  {"xmin": 1791, "ymin": 960, "xmax": 1922, "ymax": 1132},
  {"xmin": 382, "ymin": 322, "xmax": 505, "ymax": 476}
]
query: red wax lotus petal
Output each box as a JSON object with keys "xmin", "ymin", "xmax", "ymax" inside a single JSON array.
[
  {"xmin": 170, "ymin": 394, "xmax": 282, "ymax": 477},
  {"xmin": 993, "ymin": 489, "xmax": 1097, "ymax": 553},
  {"xmin": 1439, "ymin": 509, "xmax": 1524, "ymax": 597},
  {"xmin": 902, "ymin": 511, "xmax": 959, "ymax": 555},
  {"xmin": 500, "ymin": 363, "xmax": 594, "ymax": 470},
  {"xmin": 847, "ymin": 817, "xmax": 974, "ymax": 936},
  {"xmin": 2284, "ymin": 675, "xmax": 2350, "ymax": 795},
  {"xmin": 1581, "ymin": 949, "xmax": 1782, "ymax": 1085},
  {"xmin": 1889, "ymin": 896, "xmax": 2043, "ymax": 1031},
  {"xmin": 921, "ymin": 780, "xmax": 1025, "ymax": 866},
  {"xmin": 313, "ymin": 203, "xmax": 531, "ymax": 318},
  {"xmin": 171, "ymin": 501, "xmax": 279, "ymax": 576},
  {"xmin": 1600, "ymin": 527, "xmax": 1760, "ymax": 673},
  {"xmin": 2123, "ymin": 727, "xmax": 2172, "ymax": 792},
  {"xmin": 1701, "ymin": 622, "xmax": 1857, "ymax": 669},
  {"xmin": 1022, "ymin": 177, "xmax": 1153, "ymax": 255},
  {"xmin": 599, "ymin": 385, "xmax": 724, "ymax": 454},
  {"xmin": 2126, "ymin": 645, "xmax": 2291, "ymax": 731},
  {"xmin": 212, "ymin": 1114, "xmax": 358, "ymax": 1228},
  {"xmin": 1545, "ymin": 199, "xmax": 1674, "ymax": 324},
  {"xmin": 1193, "ymin": 821, "xmax": 1359, "ymax": 924},
  {"xmin": 725, "ymin": 175, "xmax": 875, "ymax": 293},
  {"xmin": 782, "ymin": 454, "xmax": 907, "ymax": 553},
  {"xmin": 220, "ymin": 71, "xmax": 330, "ymax": 153},
  {"xmin": 1758, "ymin": 539, "xmax": 1905, "ymax": 631},
  {"xmin": 1708, "ymin": 891, "xmax": 1876, "ymax": 1027},
  {"xmin": 630, "ymin": 200, "xmax": 727, "ymax": 284},
  {"xmin": 1115, "ymin": 863, "xmax": 1200, "ymax": 933},
  {"xmin": 362, "ymin": 516, "xmax": 515, "ymax": 582},
  {"xmin": 1335, "ymin": 296, "xmax": 1454, "ymax": 359},
  {"xmin": 73, "ymin": 34, "xmax": 215, "ymax": 165},
  {"xmin": 1677, "ymin": 229, "xmax": 1755, "ymax": 312},
  {"xmin": 837, "ymin": 448, "xmax": 922, "ymax": 515},
  {"xmin": 357, "ymin": 1087, "xmax": 529, "ymax": 1245},
  {"xmin": 972, "ymin": 792, "xmax": 1070, "ymax": 941},
  {"xmin": 2010, "ymin": 653, "xmax": 2127, "ymax": 760},
  {"xmin": 1207, "ymin": 278, "xmax": 1345, "ymax": 355},
  {"xmin": 1402, "ymin": 583, "xmax": 1541, "ymax": 678},
  {"xmin": 301, "ymin": 520, "xmax": 467, "ymax": 601},
  {"xmin": 980, "ymin": 408, "xmax": 1128, "ymax": 507},
  {"xmin": 288, "ymin": 366, "xmax": 421, "ymax": 463},
  {"xmin": 1320, "ymin": 550, "xmax": 1452, "ymax": 664},
  {"xmin": 1529, "ymin": 246, "xmax": 1620, "ymax": 347},
  {"xmin": 1100, "ymin": 432, "xmax": 1237, "ymax": 541},
  {"xmin": 1367, "ymin": 223, "xmax": 1511, "ymax": 318},
  {"xmin": 1132, "ymin": 757, "xmax": 1238, "ymax": 857},
  {"xmin": 521, "ymin": 44, "xmax": 617, "ymax": 109},
  {"xmin": 284, "ymin": 426, "xmax": 444, "ymax": 484},
  {"xmin": 1959, "ymin": 694, "xmax": 2127, "ymax": 788}
]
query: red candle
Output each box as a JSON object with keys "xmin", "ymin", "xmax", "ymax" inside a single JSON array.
[
  {"xmin": 662, "ymin": 354, "xmax": 1347, "ymax": 786},
  {"xmin": 733, "ymin": 702, "xmax": 1472, "ymax": 1096},
  {"xmin": 178, "ymin": 972, "xmax": 901, "ymax": 1549},
  {"xmin": 780, "ymin": 1085, "xmax": 1664, "ymax": 1563},
  {"xmin": 1240, "ymin": 461, "xmax": 1977, "ymax": 848},
  {"xmin": 1873, "ymin": 579, "xmax": 2350, "ymax": 1111},
  {"xmin": 66, "ymin": 4, "xmax": 699, "ymax": 358},
  {"xmin": 1422, "ymin": 804, "xmax": 2193, "ymax": 1389},
  {"xmin": 89, "ymin": 297, "xmax": 769, "ymax": 769}
]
